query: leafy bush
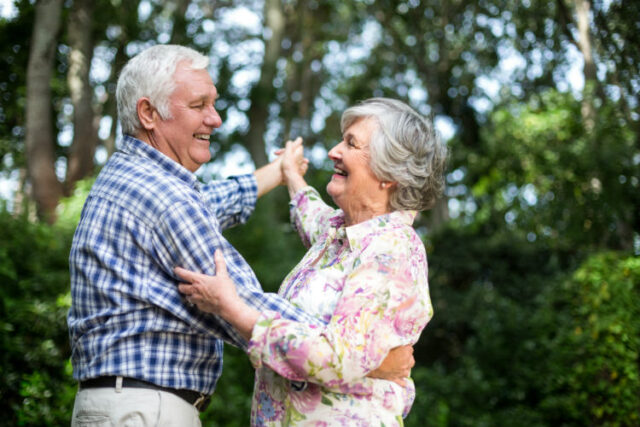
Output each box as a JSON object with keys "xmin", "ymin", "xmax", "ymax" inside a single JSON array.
[
  {"xmin": 539, "ymin": 252, "xmax": 640, "ymax": 427},
  {"xmin": 406, "ymin": 230, "xmax": 639, "ymax": 427},
  {"xmin": 0, "ymin": 208, "xmax": 76, "ymax": 426}
]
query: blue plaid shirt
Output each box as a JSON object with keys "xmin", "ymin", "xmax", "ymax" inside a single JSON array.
[{"xmin": 68, "ymin": 135, "xmax": 323, "ymax": 394}]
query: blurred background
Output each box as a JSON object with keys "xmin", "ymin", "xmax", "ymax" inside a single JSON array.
[{"xmin": 0, "ymin": 0, "xmax": 638, "ymax": 425}]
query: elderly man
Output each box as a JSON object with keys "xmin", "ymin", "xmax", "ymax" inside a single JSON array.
[{"xmin": 67, "ymin": 44, "xmax": 410, "ymax": 426}]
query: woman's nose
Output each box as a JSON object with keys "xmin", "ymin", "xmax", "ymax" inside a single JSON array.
[{"xmin": 328, "ymin": 141, "xmax": 342, "ymax": 160}]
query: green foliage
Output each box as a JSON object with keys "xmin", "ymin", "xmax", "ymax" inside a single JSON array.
[
  {"xmin": 2, "ymin": 179, "xmax": 639, "ymax": 426},
  {"xmin": 408, "ymin": 226, "xmax": 567, "ymax": 427},
  {"xmin": 201, "ymin": 345, "xmax": 255, "ymax": 427},
  {"xmin": 0, "ymin": 208, "xmax": 75, "ymax": 426},
  {"xmin": 0, "ymin": 0, "xmax": 33, "ymax": 170},
  {"xmin": 539, "ymin": 253, "xmax": 640, "ymax": 427},
  {"xmin": 407, "ymin": 221, "xmax": 639, "ymax": 427},
  {"xmin": 451, "ymin": 90, "xmax": 639, "ymax": 251}
]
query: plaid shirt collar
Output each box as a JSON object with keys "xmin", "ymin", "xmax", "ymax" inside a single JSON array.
[{"xmin": 120, "ymin": 135, "xmax": 201, "ymax": 192}]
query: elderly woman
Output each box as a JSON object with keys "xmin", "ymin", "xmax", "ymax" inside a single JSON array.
[{"xmin": 176, "ymin": 98, "xmax": 447, "ymax": 425}]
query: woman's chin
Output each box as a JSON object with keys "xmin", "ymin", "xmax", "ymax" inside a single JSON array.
[
  {"xmin": 326, "ymin": 181, "xmax": 339, "ymax": 198},
  {"xmin": 326, "ymin": 183, "xmax": 345, "ymax": 210}
]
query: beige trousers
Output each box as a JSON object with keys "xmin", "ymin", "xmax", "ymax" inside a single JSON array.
[{"xmin": 71, "ymin": 383, "xmax": 202, "ymax": 427}]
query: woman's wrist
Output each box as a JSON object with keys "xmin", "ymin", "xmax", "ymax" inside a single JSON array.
[
  {"xmin": 285, "ymin": 173, "xmax": 308, "ymax": 199},
  {"xmin": 223, "ymin": 299, "xmax": 260, "ymax": 341}
]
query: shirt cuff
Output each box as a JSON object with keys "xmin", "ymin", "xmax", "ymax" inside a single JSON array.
[
  {"xmin": 246, "ymin": 310, "xmax": 282, "ymax": 370},
  {"xmin": 288, "ymin": 185, "xmax": 317, "ymax": 209},
  {"xmin": 232, "ymin": 173, "xmax": 258, "ymax": 203}
]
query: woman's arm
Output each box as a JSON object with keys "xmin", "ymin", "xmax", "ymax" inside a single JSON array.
[
  {"xmin": 279, "ymin": 139, "xmax": 336, "ymax": 248},
  {"xmin": 176, "ymin": 236, "xmax": 431, "ymax": 391},
  {"xmin": 246, "ymin": 242, "xmax": 432, "ymax": 393},
  {"xmin": 175, "ymin": 250, "xmax": 258, "ymax": 341},
  {"xmin": 280, "ymin": 138, "xmax": 309, "ymax": 199}
]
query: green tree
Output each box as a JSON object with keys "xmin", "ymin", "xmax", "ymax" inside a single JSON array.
[{"xmin": 450, "ymin": 89, "xmax": 638, "ymax": 251}]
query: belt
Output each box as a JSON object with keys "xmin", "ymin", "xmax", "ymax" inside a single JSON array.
[{"xmin": 79, "ymin": 376, "xmax": 211, "ymax": 412}]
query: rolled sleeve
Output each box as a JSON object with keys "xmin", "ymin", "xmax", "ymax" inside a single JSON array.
[{"xmin": 201, "ymin": 174, "xmax": 258, "ymax": 230}]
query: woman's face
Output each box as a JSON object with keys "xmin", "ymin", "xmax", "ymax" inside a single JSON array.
[{"xmin": 326, "ymin": 117, "xmax": 389, "ymax": 224}]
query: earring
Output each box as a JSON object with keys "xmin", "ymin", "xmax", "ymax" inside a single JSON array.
[{"xmin": 381, "ymin": 182, "xmax": 387, "ymax": 188}]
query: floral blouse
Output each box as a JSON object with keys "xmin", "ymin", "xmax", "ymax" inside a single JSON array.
[{"xmin": 247, "ymin": 186, "xmax": 433, "ymax": 426}]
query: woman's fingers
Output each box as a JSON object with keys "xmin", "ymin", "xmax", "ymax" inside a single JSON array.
[
  {"xmin": 213, "ymin": 250, "xmax": 228, "ymax": 277},
  {"xmin": 174, "ymin": 266, "xmax": 199, "ymax": 282},
  {"xmin": 178, "ymin": 283, "xmax": 195, "ymax": 295}
]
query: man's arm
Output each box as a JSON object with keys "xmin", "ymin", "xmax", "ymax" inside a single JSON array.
[
  {"xmin": 254, "ymin": 157, "xmax": 283, "ymax": 199},
  {"xmin": 367, "ymin": 345, "xmax": 415, "ymax": 385}
]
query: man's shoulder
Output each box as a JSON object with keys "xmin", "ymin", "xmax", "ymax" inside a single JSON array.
[{"xmin": 90, "ymin": 153, "xmax": 197, "ymax": 216}]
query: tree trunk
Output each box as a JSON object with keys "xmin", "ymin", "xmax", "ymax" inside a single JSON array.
[
  {"xmin": 103, "ymin": 37, "xmax": 129, "ymax": 156},
  {"xmin": 65, "ymin": 0, "xmax": 98, "ymax": 195},
  {"xmin": 25, "ymin": 0, "xmax": 64, "ymax": 223},
  {"xmin": 168, "ymin": 0, "xmax": 191, "ymax": 45},
  {"xmin": 575, "ymin": 0, "xmax": 597, "ymax": 132},
  {"xmin": 245, "ymin": 0, "xmax": 285, "ymax": 167}
]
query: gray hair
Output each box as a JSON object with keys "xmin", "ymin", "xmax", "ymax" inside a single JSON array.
[
  {"xmin": 341, "ymin": 98, "xmax": 448, "ymax": 211},
  {"xmin": 116, "ymin": 44, "xmax": 210, "ymax": 136}
]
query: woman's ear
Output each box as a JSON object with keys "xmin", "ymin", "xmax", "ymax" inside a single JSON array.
[
  {"xmin": 380, "ymin": 181, "xmax": 397, "ymax": 190},
  {"xmin": 137, "ymin": 97, "xmax": 156, "ymax": 130}
]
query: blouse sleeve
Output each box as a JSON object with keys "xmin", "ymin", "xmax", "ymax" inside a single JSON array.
[
  {"xmin": 289, "ymin": 186, "xmax": 338, "ymax": 248},
  {"xmin": 246, "ymin": 233, "xmax": 433, "ymax": 394}
]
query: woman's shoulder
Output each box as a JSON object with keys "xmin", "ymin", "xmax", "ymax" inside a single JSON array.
[{"xmin": 372, "ymin": 214, "xmax": 425, "ymax": 255}]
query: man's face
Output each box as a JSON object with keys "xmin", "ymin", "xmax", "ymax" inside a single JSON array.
[{"xmin": 154, "ymin": 61, "xmax": 222, "ymax": 172}]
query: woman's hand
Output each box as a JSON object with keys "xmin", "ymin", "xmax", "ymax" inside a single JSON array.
[
  {"xmin": 278, "ymin": 137, "xmax": 309, "ymax": 197},
  {"xmin": 175, "ymin": 250, "xmax": 259, "ymax": 340},
  {"xmin": 280, "ymin": 137, "xmax": 308, "ymax": 181}
]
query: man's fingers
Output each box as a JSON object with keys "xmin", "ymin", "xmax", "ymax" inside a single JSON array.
[
  {"xmin": 213, "ymin": 249, "xmax": 228, "ymax": 276},
  {"xmin": 394, "ymin": 378, "xmax": 407, "ymax": 387}
]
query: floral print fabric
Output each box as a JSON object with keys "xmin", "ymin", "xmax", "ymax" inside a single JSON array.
[{"xmin": 247, "ymin": 186, "xmax": 433, "ymax": 426}]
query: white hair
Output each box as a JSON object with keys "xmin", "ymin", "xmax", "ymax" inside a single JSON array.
[
  {"xmin": 116, "ymin": 44, "xmax": 210, "ymax": 136},
  {"xmin": 341, "ymin": 98, "xmax": 448, "ymax": 211}
]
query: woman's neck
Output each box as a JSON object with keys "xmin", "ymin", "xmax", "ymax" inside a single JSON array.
[{"xmin": 343, "ymin": 204, "xmax": 390, "ymax": 227}]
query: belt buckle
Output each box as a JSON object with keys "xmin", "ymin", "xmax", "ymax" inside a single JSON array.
[{"xmin": 193, "ymin": 394, "xmax": 206, "ymax": 411}]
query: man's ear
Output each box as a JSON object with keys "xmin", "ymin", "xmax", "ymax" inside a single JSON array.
[{"xmin": 137, "ymin": 97, "xmax": 156, "ymax": 130}]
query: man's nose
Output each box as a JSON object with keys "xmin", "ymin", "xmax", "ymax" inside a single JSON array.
[{"xmin": 205, "ymin": 107, "xmax": 222, "ymax": 128}]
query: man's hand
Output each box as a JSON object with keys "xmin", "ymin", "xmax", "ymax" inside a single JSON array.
[{"xmin": 366, "ymin": 345, "xmax": 415, "ymax": 387}]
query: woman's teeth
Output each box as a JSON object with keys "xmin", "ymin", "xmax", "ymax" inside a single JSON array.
[{"xmin": 334, "ymin": 167, "xmax": 347, "ymax": 176}]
